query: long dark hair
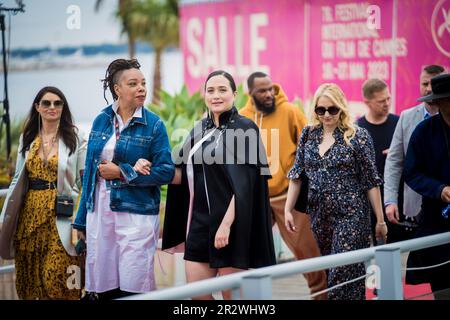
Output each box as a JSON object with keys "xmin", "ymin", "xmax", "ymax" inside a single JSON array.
[
  {"xmin": 21, "ymin": 86, "xmax": 78, "ymax": 157},
  {"xmin": 101, "ymin": 58, "xmax": 141, "ymax": 104}
]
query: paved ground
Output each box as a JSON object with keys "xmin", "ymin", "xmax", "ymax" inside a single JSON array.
[{"xmin": 272, "ymin": 272, "xmax": 310, "ymax": 300}]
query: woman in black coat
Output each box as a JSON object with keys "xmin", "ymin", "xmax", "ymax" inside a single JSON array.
[{"xmin": 162, "ymin": 70, "xmax": 276, "ymax": 300}]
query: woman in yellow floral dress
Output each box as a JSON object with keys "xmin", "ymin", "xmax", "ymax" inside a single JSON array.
[{"xmin": 0, "ymin": 86, "xmax": 87, "ymax": 300}]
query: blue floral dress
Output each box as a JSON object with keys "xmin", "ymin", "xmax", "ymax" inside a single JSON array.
[{"xmin": 288, "ymin": 125, "xmax": 382, "ymax": 300}]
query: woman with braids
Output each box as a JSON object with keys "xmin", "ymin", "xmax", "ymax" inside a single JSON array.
[
  {"xmin": 284, "ymin": 83, "xmax": 388, "ymax": 300},
  {"xmin": 72, "ymin": 58, "xmax": 174, "ymax": 300},
  {"xmin": 0, "ymin": 86, "xmax": 86, "ymax": 299}
]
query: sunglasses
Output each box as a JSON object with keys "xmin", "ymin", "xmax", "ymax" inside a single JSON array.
[
  {"xmin": 315, "ymin": 106, "xmax": 340, "ymax": 116},
  {"xmin": 40, "ymin": 99, "xmax": 64, "ymax": 108}
]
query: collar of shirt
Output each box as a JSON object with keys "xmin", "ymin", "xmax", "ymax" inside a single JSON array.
[
  {"xmin": 112, "ymin": 101, "xmax": 143, "ymax": 131},
  {"xmin": 423, "ymin": 105, "xmax": 432, "ymax": 120}
]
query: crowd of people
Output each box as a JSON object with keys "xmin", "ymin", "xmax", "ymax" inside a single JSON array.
[{"xmin": 0, "ymin": 58, "xmax": 449, "ymax": 300}]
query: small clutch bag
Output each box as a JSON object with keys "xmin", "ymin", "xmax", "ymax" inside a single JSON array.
[{"xmin": 55, "ymin": 194, "xmax": 74, "ymax": 217}]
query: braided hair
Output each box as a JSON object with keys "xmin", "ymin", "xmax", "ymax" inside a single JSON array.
[{"xmin": 101, "ymin": 58, "xmax": 141, "ymax": 104}]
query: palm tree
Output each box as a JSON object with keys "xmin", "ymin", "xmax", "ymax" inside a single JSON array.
[
  {"xmin": 129, "ymin": 0, "xmax": 179, "ymax": 104},
  {"xmin": 95, "ymin": 0, "xmax": 137, "ymax": 58}
]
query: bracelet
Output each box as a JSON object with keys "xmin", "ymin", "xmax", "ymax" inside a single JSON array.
[{"xmin": 377, "ymin": 222, "xmax": 387, "ymax": 226}]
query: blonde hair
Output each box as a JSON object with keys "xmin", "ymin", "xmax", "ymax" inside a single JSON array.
[{"xmin": 310, "ymin": 83, "xmax": 356, "ymax": 145}]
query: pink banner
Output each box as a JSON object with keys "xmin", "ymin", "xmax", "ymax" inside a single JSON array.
[
  {"xmin": 309, "ymin": 0, "xmax": 394, "ymax": 106},
  {"xmin": 180, "ymin": 0, "xmax": 305, "ymax": 99},
  {"xmin": 395, "ymin": 0, "xmax": 450, "ymax": 111},
  {"xmin": 180, "ymin": 0, "xmax": 450, "ymax": 114}
]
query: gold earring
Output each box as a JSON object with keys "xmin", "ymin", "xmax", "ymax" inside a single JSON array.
[{"xmin": 38, "ymin": 113, "xmax": 42, "ymax": 136}]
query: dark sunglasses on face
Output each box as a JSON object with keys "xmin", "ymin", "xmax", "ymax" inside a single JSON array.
[
  {"xmin": 40, "ymin": 99, "xmax": 64, "ymax": 108},
  {"xmin": 315, "ymin": 106, "xmax": 340, "ymax": 116}
]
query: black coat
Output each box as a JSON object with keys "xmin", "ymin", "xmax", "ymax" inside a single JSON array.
[
  {"xmin": 404, "ymin": 114, "xmax": 450, "ymax": 285},
  {"xmin": 162, "ymin": 107, "xmax": 276, "ymax": 269}
]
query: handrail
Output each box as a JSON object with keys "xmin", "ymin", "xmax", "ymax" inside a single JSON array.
[
  {"xmin": 1, "ymin": 223, "xmax": 449, "ymax": 300},
  {"xmin": 121, "ymin": 231, "xmax": 450, "ymax": 300},
  {"xmin": 0, "ymin": 188, "xmax": 7, "ymax": 197},
  {"xmin": 0, "ymin": 264, "xmax": 15, "ymax": 275}
]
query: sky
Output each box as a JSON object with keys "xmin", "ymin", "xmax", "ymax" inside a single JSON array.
[{"xmin": 2, "ymin": 0, "xmax": 123, "ymax": 49}]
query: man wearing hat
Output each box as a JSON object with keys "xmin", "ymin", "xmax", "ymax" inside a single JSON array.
[{"xmin": 404, "ymin": 73, "xmax": 450, "ymax": 299}]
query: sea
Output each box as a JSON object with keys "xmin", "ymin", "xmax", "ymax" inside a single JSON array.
[{"xmin": 1, "ymin": 50, "xmax": 184, "ymax": 134}]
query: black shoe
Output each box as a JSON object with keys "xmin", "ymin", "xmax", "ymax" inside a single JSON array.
[{"xmin": 80, "ymin": 292, "xmax": 99, "ymax": 301}]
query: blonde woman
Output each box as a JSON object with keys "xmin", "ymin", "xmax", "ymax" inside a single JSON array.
[{"xmin": 284, "ymin": 83, "xmax": 387, "ymax": 300}]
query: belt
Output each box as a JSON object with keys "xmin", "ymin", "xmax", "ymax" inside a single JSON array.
[{"xmin": 29, "ymin": 179, "xmax": 57, "ymax": 190}]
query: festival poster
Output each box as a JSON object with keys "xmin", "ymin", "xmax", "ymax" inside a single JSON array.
[{"xmin": 180, "ymin": 0, "xmax": 305, "ymax": 99}]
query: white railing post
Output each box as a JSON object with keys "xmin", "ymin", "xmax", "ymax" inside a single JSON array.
[
  {"xmin": 241, "ymin": 274, "xmax": 272, "ymax": 300},
  {"xmin": 375, "ymin": 247, "xmax": 403, "ymax": 300},
  {"xmin": 231, "ymin": 287, "xmax": 241, "ymax": 300}
]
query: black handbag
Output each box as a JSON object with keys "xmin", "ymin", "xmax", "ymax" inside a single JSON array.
[
  {"xmin": 294, "ymin": 126, "xmax": 311, "ymax": 213},
  {"xmin": 55, "ymin": 194, "xmax": 74, "ymax": 217},
  {"xmin": 294, "ymin": 171, "xmax": 309, "ymax": 213}
]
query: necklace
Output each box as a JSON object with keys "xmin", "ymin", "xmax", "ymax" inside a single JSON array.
[
  {"xmin": 42, "ymin": 136, "xmax": 56, "ymax": 147},
  {"xmin": 40, "ymin": 129, "xmax": 58, "ymax": 166}
]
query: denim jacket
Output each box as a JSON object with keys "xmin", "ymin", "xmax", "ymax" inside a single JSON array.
[{"xmin": 73, "ymin": 104, "xmax": 175, "ymax": 230}]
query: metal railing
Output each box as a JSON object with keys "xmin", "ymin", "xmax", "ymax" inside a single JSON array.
[
  {"xmin": 119, "ymin": 232, "xmax": 450, "ymax": 300},
  {"xmin": 0, "ymin": 264, "xmax": 14, "ymax": 275},
  {"xmin": 0, "ymin": 188, "xmax": 7, "ymax": 197},
  {"xmin": 0, "ymin": 186, "xmax": 14, "ymax": 278}
]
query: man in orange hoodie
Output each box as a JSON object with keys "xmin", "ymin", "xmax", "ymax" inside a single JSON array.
[{"xmin": 240, "ymin": 72, "xmax": 327, "ymax": 299}]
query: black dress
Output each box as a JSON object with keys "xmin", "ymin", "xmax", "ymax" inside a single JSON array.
[
  {"xmin": 162, "ymin": 107, "xmax": 276, "ymax": 269},
  {"xmin": 183, "ymin": 162, "xmax": 211, "ymax": 263}
]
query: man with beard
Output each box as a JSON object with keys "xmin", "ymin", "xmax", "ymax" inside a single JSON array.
[
  {"xmin": 357, "ymin": 79, "xmax": 399, "ymax": 244},
  {"xmin": 384, "ymin": 65, "xmax": 445, "ymax": 243},
  {"xmin": 240, "ymin": 72, "xmax": 327, "ymax": 299}
]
